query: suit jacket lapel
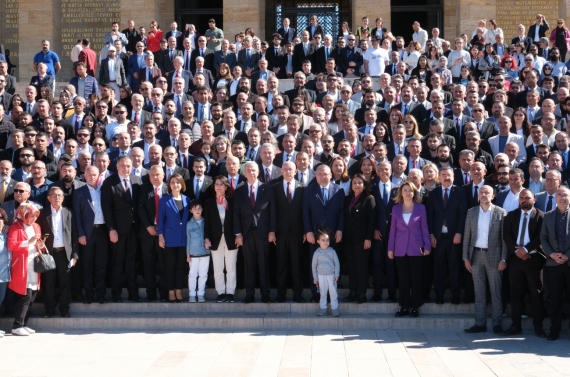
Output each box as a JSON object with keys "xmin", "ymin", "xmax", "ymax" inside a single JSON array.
[{"xmin": 46, "ymin": 209, "xmax": 56, "ymax": 234}]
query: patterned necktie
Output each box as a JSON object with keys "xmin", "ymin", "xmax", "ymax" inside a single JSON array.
[
  {"xmin": 519, "ymin": 213, "xmax": 528, "ymax": 246},
  {"xmin": 546, "ymin": 195, "xmax": 553, "ymax": 212},
  {"xmin": 265, "ymin": 168, "xmax": 270, "ymax": 183}
]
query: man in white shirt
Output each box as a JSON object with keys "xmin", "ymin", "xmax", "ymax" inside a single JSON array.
[
  {"xmin": 412, "ymin": 21, "xmax": 428, "ymax": 52},
  {"xmin": 135, "ymin": 122, "xmax": 158, "ymax": 164},
  {"xmin": 497, "ymin": 168, "xmax": 525, "ymax": 212},
  {"xmin": 295, "ymin": 152, "xmax": 313, "ymax": 186},
  {"xmin": 225, "ymin": 156, "xmax": 242, "ymax": 190},
  {"xmin": 447, "ymin": 38, "xmax": 471, "ymax": 79},
  {"xmin": 363, "ymin": 36, "xmax": 389, "ymax": 77},
  {"xmin": 129, "ymin": 147, "xmax": 146, "ymax": 178},
  {"xmin": 527, "ymin": 158, "xmax": 545, "ymax": 195},
  {"xmin": 66, "ymin": 96, "xmax": 86, "ymax": 132},
  {"xmin": 246, "ymin": 128, "xmax": 261, "ymax": 162},
  {"xmin": 391, "ymin": 155, "xmax": 407, "ymax": 187},
  {"xmin": 106, "ymin": 104, "xmax": 130, "ymax": 138}
]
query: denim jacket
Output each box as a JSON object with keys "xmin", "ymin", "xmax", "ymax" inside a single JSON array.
[
  {"xmin": 0, "ymin": 233, "xmax": 11, "ymax": 282},
  {"xmin": 186, "ymin": 218, "xmax": 210, "ymax": 257}
]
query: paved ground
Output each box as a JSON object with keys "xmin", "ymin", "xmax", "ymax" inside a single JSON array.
[{"xmin": 0, "ymin": 329, "xmax": 569, "ymax": 377}]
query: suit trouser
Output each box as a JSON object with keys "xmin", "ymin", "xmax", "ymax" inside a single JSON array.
[
  {"xmin": 82, "ymin": 226, "xmax": 108, "ymax": 300},
  {"xmin": 396, "ymin": 255, "xmax": 424, "ymax": 309},
  {"xmin": 344, "ymin": 241, "xmax": 370, "ymax": 295},
  {"xmin": 111, "ymin": 228, "xmax": 138, "ymax": 299},
  {"xmin": 211, "ymin": 237, "xmax": 238, "ymax": 295},
  {"xmin": 243, "ymin": 229, "xmax": 270, "ymax": 297},
  {"xmin": 276, "ymin": 232, "xmax": 304, "ymax": 296},
  {"xmin": 422, "ymin": 252, "xmax": 434, "ymax": 301},
  {"xmin": 12, "ymin": 288, "xmax": 37, "ymax": 329},
  {"xmin": 372, "ymin": 238, "xmax": 397, "ymax": 297},
  {"xmin": 70, "ymin": 256, "xmax": 83, "ymax": 298},
  {"xmin": 508, "ymin": 255, "xmax": 544, "ymax": 330},
  {"xmin": 140, "ymin": 235, "xmax": 167, "ymax": 299},
  {"xmin": 42, "ymin": 250, "xmax": 71, "ymax": 314},
  {"xmin": 433, "ymin": 233, "xmax": 460, "ymax": 298},
  {"xmin": 471, "ymin": 249, "xmax": 503, "ymax": 327},
  {"xmin": 164, "ymin": 247, "xmax": 187, "ymax": 290},
  {"xmin": 543, "ymin": 264, "xmax": 570, "ymax": 337}
]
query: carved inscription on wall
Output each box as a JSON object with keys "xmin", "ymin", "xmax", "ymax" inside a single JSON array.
[
  {"xmin": 497, "ymin": 0, "xmax": 557, "ymax": 45},
  {"xmin": 0, "ymin": 0, "xmax": 20, "ymax": 78},
  {"xmin": 59, "ymin": 0, "xmax": 120, "ymax": 80}
]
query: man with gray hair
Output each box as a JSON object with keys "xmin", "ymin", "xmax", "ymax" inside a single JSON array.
[{"xmin": 258, "ymin": 143, "xmax": 282, "ymax": 183}]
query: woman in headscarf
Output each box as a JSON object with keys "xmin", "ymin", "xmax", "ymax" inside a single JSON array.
[{"xmin": 8, "ymin": 202, "xmax": 45, "ymax": 336}]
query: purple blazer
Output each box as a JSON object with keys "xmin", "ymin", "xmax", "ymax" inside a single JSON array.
[{"xmin": 388, "ymin": 203, "xmax": 431, "ymax": 257}]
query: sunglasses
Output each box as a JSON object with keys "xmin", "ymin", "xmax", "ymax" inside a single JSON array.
[
  {"xmin": 151, "ymin": 93, "xmax": 161, "ymax": 96},
  {"xmin": 472, "ymin": 109, "xmax": 483, "ymax": 113},
  {"xmin": 96, "ymin": 105, "xmax": 108, "ymax": 109},
  {"xmin": 77, "ymin": 134, "xmax": 90, "ymax": 137},
  {"xmin": 20, "ymin": 154, "xmax": 33, "ymax": 158},
  {"xmin": 13, "ymin": 189, "xmax": 27, "ymax": 194},
  {"xmin": 505, "ymin": 61, "xmax": 513, "ymax": 63},
  {"xmin": 156, "ymin": 80, "xmax": 167, "ymax": 84},
  {"xmin": 25, "ymin": 133, "xmax": 37, "ymax": 137},
  {"xmin": 93, "ymin": 143, "xmax": 105, "ymax": 147},
  {"xmin": 73, "ymin": 102, "xmax": 83, "ymax": 105}
]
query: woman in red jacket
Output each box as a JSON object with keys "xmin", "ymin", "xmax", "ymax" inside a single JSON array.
[
  {"xmin": 8, "ymin": 202, "xmax": 45, "ymax": 336},
  {"xmin": 146, "ymin": 20, "xmax": 164, "ymax": 54}
]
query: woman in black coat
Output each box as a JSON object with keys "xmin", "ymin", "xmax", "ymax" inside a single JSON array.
[
  {"xmin": 342, "ymin": 174, "xmax": 376, "ymax": 304},
  {"xmin": 203, "ymin": 176, "xmax": 238, "ymax": 303}
]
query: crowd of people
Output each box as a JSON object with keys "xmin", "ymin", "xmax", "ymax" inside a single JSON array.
[{"xmin": 0, "ymin": 12, "xmax": 569, "ymax": 341}]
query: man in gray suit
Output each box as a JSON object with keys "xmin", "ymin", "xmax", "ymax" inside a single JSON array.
[
  {"xmin": 539, "ymin": 185, "xmax": 570, "ymax": 341},
  {"xmin": 462, "ymin": 185, "xmax": 507, "ymax": 335},
  {"xmin": 98, "ymin": 46, "xmax": 127, "ymax": 99},
  {"xmin": 38, "ymin": 186, "xmax": 79, "ymax": 318}
]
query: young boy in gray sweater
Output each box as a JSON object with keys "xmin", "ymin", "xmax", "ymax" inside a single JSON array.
[{"xmin": 311, "ymin": 229, "xmax": 340, "ymax": 317}]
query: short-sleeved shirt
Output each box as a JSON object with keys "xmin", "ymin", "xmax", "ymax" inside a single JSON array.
[
  {"xmin": 205, "ymin": 28, "xmax": 224, "ymax": 51},
  {"xmin": 363, "ymin": 47, "xmax": 389, "ymax": 77},
  {"xmin": 33, "ymin": 50, "xmax": 60, "ymax": 77}
]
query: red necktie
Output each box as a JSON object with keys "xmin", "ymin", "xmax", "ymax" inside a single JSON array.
[
  {"xmin": 265, "ymin": 168, "xmax": 270, "ymax": 183},
  {"xmin": 250, "ymin": 185, "xmax": 255, "ymax": 208},
  {"xmin": 325, "ymin": 112, "xmax": 330, "ymax": 122},
  {"xmin": 154, "ymin": 187, "xmax": 160, "ymax": 223},
  {"xmin": 182, "ymin": 154, "xmax": 187, "ymax": 168},
  {"xmin": 230, "ymin": 177, "xmax": 235, "ymax": 190},
  {"xmin": 134, "ymin": 111, "xmax": 139, "ymax": 124},
  {"xmin": 96, "ymin": 173, "xmax": 104, "ymax": 187},
  {"xmin": 176, "ymin": 71, "xmax": 180, "ymax": 78},
  {"xmin": 350, "ymin": 144, "xmax": 355, "ymax": 157},
  {"xmin": 413, "ymin": 160, "xmax": 417, "ymax": 169}
]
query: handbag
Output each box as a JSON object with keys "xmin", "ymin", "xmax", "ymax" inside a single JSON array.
[{"xmin": 33, "ymin": 249, "xmax": 56, "ymax": 273}]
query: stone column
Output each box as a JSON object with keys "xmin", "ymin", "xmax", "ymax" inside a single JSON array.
[
  {"xmin": 223, "ymin": 0, "xmax": 262, "ymax": 41},
  {"xmin": 352, "ymin": 0, "xmax": 391, "ymax": 31}
]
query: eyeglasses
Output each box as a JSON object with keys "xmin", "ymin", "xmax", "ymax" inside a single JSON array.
[
  {"xmin": 13, "ymin": 189, "xmax": 27, "ymax": 194},
  {"xmin": 472, "ymin": 109, "xmax": 483, "ymax": 113},
  {"xmin": 114, "ymin": 111, "xmax": 126, "ymax": 114},
  {"xmin": 309, "ymin": 130, "xmax": 320, "ymax": 133},
  {"xmin": 73, "ymin": 102, "xmax": 83, "ymax": 105},
  {"xmin": 20, "ymin": 154, "xmax": 33, "ymax": 158},
  {"xmin": 327, "ymin": 78, "xmax": 337, "ymax": 82},
  {"xmin": 49, "ymin": 194, "xmax": 64, "ymax": 198},
  {"xmin": 25, "ymin": 133, "xmax": 37, "ymax": 137},
  {"xmin": 77, "ymin": 133, "xmax": 90, "ymax": 137},
  {"xmin": 93, "ymin": 143, "xmax": 105, "ymax": 147},
  {"xmin": 348, "ymin": 39, "xmax": 355, "ymax": 41},
  {"xmin": 156, "ymin": 80, "xmax": 167, "ymax": 84}
]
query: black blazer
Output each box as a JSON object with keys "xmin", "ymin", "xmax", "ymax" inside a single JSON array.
[
  {"xmin": 528, "ymin": 21, "xmax": 550, "ymax": 40},
  {"xmin": 38, "ymin": 206, "xmax": 78, "ymax": 262},
  {"xmin": 354, "ymin": 106, "xmax": 388, "ymax": 128},
  {"xmin": 343, "ymin": 193, "xmax": 376, "ymax": 243},
  {"xmin": 135, "ymin": 182, "xmax": 169, "ymax": 238},
  {"xmin": 184, "ymin": 175, "xmax": 213, "ymax": 201},
  {"xmin": 272, "ymin": 180, "xmax": 305, "ymax": 236},
  {"xmin": 258, "ymin": 164, "xmax": 282, "ymax": 184},
  {"xmin": 313, "ymin": 46, "xmax": 339, "ymax": 74},
  {"xmin": 293, "ymin": 42, "xmax": 317, "ymax": 73},
  {"xmin": 233, "ymin": 182, "xmax": 277, "ymax": 237},
  {"xmin": 305, "ymin": 25, "xmax": 324, "ymax": 39},
  {"xmin": 503, "ymin": 207, "xmax": 545, "ymax": 259},
  {"xmin": 278, "ymin": 27, "xmax": 296, "ymax": 42},
  {"xmin": 369, "ymin": 179, "xmax": 392, "ymax": 239},
  {"xmin": 266, "ymin": 47, "xmax": 284, "ymax": 71},
  {"xmin": 426, "ymin": 185, "xmax": 467, "ymax": 240},
  {"xmin": 163, "ymin": 165, "xmax": 191, "ymax": 182},
  {"xmin": 190, "ymin": 48, "xmax": 215, "ymax": 72},
  {"xmin": 157, "ymin": 49, "xmax": 183, "ymax": 75},
  {"xmin": 101, "ymin": 174, "xmax": 142, "ymax": 235},
  {"xmin": 511, "ymin": 36, "xmax": 533, "ymax": 51},
  {"xmin": 339, "ymin": 47, "xmax": 363, "ymax": 76},
  {"xmin": 203, "ymin": 196, "xmax": 236, "ymax": 250}
]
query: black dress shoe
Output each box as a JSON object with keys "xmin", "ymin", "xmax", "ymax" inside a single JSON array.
[
  {"xmin": 500, "ymin": 326, "xmax": 522, "ymax": 336},
  {"xmin": 242, "ymin": 295, "xmax": 255, "ymax": 304},
  {"xmin": 112, "ymin": 297, "xmax": 123, "ymax": 303},
  {"xmin": 261, "ymin": 295, "xmax": 271, "ymax": 303},
  {"xmin": 547, "ymin": 333, "xmax": 559, "ymax": 341},
  {"xmin": 451, "ymin": 297, "xmax": 461, "ymax": 305},
  {"xmin": 61, "ymin": 311, "xmax": 71, "ymax": 318},
  {"xmin": 128, "ymin": 296, "xmax": 142, "ymax": 303},
  {"xmin": 387, "ymin": 294, "xmax": 397, "ymax": 303},
  {"xmin": 534, "ymin": 329, "xmax": 546, "ymax": 338},
  {"xmin": 370, "ymin": 294, "xmax": 382, "ymax": 302},
  {"xmin": 410, "ymin": 308, "xmax": 419, "ymax": 317},
  {"xmin": 356, "ymin": 295, "xmax": 367, "ymax": 304},
  {"xmin": 395, "ymin": 309, "xmax": 409, "ymax": 317},
  {"xmin": 493, "ymin": 325, "xmax": 503, "ymax": 334},
  {"xmin": 216, "ymin": 294, "xmax": 227, "ymax": 303},
  {"xmin": 226, "ymin": 294, "xmax": 234, "ymax": 303},
  {"xmin": 43, "ymin": 312, "xmax": 55, "ymax": 318},
  {"xmin": 343, "ymin": 293, "xmax": 357, "ymax": 303},
  {"xmin": 275, "ymin": 295, "xmax": 286, "ymax": 303},
  {"xmin": 293, "ymin": 295, "xmax": 306, "ymax": 303},
  {"xmin": 464, "ymin": 325, "xmax": 487, "ymax": 333},
  {"xmin": 310, "ymin": 294, "xmax": 320, "ymax": 303},
  {"xmin": 97, "ymin": 297, "xmax": 107, "ymax": 304},
  {"xmin": 435, "ymin": 296, "xmax": 444, "ymax": 305},
  {"xmin": 83, "ymin": 298, "xmax": 93, "ymax": 304},
  {"xmin": 144, "ymin": 296, "xmax": 156, "ymax": 302}
]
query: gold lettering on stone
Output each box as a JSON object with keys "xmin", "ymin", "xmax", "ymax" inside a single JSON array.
[{"xmin": 496, "ymin": 0, "xmax": 557, "ymax": 44}]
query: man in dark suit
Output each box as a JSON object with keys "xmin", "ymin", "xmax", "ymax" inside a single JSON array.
[
  {"xmin": 73, "ymin": 166, "xmax": 109, "ymax": 304},
  {"xmin": 339, "ymin": 36, "xmax": 363, "ymax": 76},
  {"xmin": 302, "ymin": 164, "xmax": 345, "ymax": 302},
  {"xmin": 138, "ymin": 54, "xmax": 161, "ymax": 87},
  {"xmin": 528, "ymin": 15, "xmax": 550, "ymax": 42},
  {"xmin": 354, "ymin": 90, "xmax": 389, "ymax": 127},
  {"xmin": 191, "ymin": 56, "xmax": 215, "ymax": 89},
  {"xmin": 162, "ymin": 146, "xmax": 191, "ymax": 182},
  {"xmin": 305, "ymin": 14, "xmax": 324, "ymax": 39},
  {"xmin": 158, "ymin": 36, "xmax": 183, "ymax": 75},
  {"xmin": 278, "ymin": 18, "xmax": 296, "ymax": 42},
  {"xmin": 101, "ymin": 155, "xmax": 142, "ymax": 303},
  {"xmin": 420, "ymin": 100, "xmax": 454, "ymax": 135},
  {"xmin": 284, "ymin": 72, "xmax": 317, "ymax": 104},
  {"xmin": 250, "ymin": 59, "xmax": 276, "ymax": 91},
  {"xmin": 512, "ymin": 25, "xmax": 533, "ymax": 50},
  {"xmin": 293, "ymin": 31, "xmax": 317, "ymax": 73},
  {"xmin": 167, "ymin": 57, "xmax": 193, "ymax": 93},
  {"xmin": 313, "ymin": 35, "xmax": 337, "ymax": 74},
  {"xmin": 272, "ymin": 161, "xmax": 305, "ymax": 302},
  {"xmin": 165, "ymin": 22, "xmax": 184, "ymax": 50},
  {"xmin": 427, "ymin": 166, "xmax": 468, "ymax": 304},
  {"xmin": 213, "ymin": 39, "xmax": 237, "ymax": 72},
  {"xmin": 38, "ymin": 186, "xmax": 78, "ymax": 318},
  {"xmin": 136, "ymin": 165, "xmax": 169, "ymax": 302},
  {"xmin": 501, "ymin": 189, "xmax": 546, "ymax": 338},
  {"xmin": 234, "ymin": 161, "xmax": 277, "ymax": 303},
  {"xmin": 266, "ymin": 34, "xmax": 285, "ymax": 72},
  {"xmin": 190, "ymin": 36, "xmax": 215, "ymax": 73},
  {"xmin": 515, "ymin": 72, "xmax": 547, "ymax": 108},
  {"xmin": 237, "ymin": 37, "xmax": 260, "ymax": 78},
  {"xmin": 185, "ymin": 157, "xmax": 213, "ymax": 201}
]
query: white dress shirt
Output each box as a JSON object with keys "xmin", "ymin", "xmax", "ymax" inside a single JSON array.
[
  {"xmin": 502, "ymin": 189, "xmax": 522, "ymax": 213},
  {"xmin": 283, "ymin": 179, "xmax": 295, "ymax": 199},
  {"xmin": 108, "ymin": 58, "xmax": 117, "ymax": 81},
  {"xmin": 474, "ymin": 206, "xmax": 491, "ymax": 248},
  {"xmin": 87, "ymin": 185, "xmax": 105, "ymax": 224},
  {"xmin": 143, "ymin": 139, "xmax": 157, "ymax": 163},
  {"xmin": 51, "ymin": 206, "xmax": 65, "ymax": 248}
]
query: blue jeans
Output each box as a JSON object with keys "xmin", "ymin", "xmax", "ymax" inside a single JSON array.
[{"xmin": 0, "ymin": 282, "xmax": 8, "ymax": 305}]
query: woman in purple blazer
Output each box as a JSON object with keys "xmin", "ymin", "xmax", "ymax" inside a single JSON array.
[{"xmin": 388, "ymin": 181, "xmax": 431, "ymax": 318}]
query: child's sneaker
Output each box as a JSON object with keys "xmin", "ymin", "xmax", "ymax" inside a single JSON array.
[
  {"xmin": 317, "ymin": 309, "xmax": 327, "ymax": 316},
  {"xmin": 331, "ymin": 309, "xmax": 340, "ymax": 317},
  {"xmin": 189, "ymin": 296, "xmax": 197, "ymax": 303},
  {"xmin": 198, "ymin": 296, "xmax": 206, "ymax": 303}
]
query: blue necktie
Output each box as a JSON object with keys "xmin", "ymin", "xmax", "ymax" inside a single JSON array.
[
  {"xmin": 246, "ymin": 49, "xmax": 251, "ymax": 68},
  {"xmin": 322, "ymin": 187, "xmax": 327, "ymax": 205},
  {"xmin": 383, "ymin": 184, "xmax": 388, "ymax": 206}
]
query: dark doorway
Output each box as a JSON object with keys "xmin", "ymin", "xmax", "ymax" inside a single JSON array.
[
  {"xmin": 391, "ymin": 0, "xmax": 443, "ymax": 41},
  {"xmin": 176, "ymin": 0, "xmax": 223, "ymax": 35}
]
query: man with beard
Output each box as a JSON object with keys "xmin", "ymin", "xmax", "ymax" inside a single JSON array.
[
  {"xmin": 421, "ymin": 132, "xmax": 441, "ymax": 163},
  {"xmin": 162, "ymin": 99, "xmax": 177, "ymax": 123},
  {"xmin": 493, "ymin": 163, "xmax": 511, "ymax": 194},
  {"xmin": 315, "ymin": 134, "xmax": 336, "ymax": 165},
  {"xmin": 49, "ymin": 126, "xmax": 66, "ymax": 160},
  {"xmin": 435, "ymin": 144, "xmax": 454, "ymax": 169},
  {"xmin": 93, "ymin": 101, "xmax": 117, "ymax": 126},
  {"xmin": 545, "ymin": 48, "xmax": 566, "ymax": 77},
  {"xmin": 464, "ymin": 130, "xmax": 493, "ymax": 172},
  {"xmin": 28, "ymin": 160, "xmax": 52, "ymax": 205},
  {"xmin": 354, "ymin": 89, "xmax": 388, "ymax": 128},
  {"xmin": 336, "ymin": 139, "xmax": 357, "ymax": 170},
  {"xmin": 12, "ymin": 147, "xmax": 35, "ymax": 182},
  {"xmin": 51, "ymin": 161, "xmax": 86, "ymax": 209},
  {"xmin": 0, "ymin": 160, "xmax": 18, "ymax": 204}
]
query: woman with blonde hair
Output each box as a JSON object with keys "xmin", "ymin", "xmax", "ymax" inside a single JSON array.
[
  {"xmin": 403, "ymin": 115, "xmax": 422, "ymax": 140},
  {"xmin": 421, "ymin": 163, "xmax": 439, "ymax": 191}
]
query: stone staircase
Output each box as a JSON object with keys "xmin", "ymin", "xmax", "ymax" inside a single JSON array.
[{"xmin": 1, "ymin": 288, "xmax": 562, "ymax": 332}]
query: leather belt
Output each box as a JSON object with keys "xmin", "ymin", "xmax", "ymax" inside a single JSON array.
[
  {"xmin": 474, "ymin": 247, "xmax": 488, "ymax": 252},
  {"xmin": 93, "ymin": 224, "xmax": 104, "ymax": 228},
  {"xmin": 53, "ymin": 247, "xmax": 65, "ymax": 252}
]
